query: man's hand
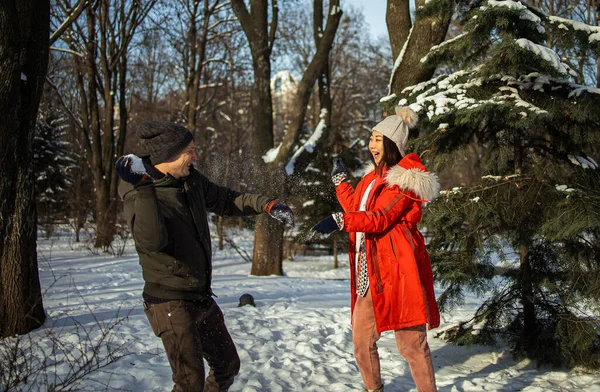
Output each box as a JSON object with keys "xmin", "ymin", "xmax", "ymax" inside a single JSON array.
[
  {"xmin": 115, "ymin": 154, "xmax": 150, "ymax": 185},
  {"xmin": 264, "ymin": 200, "xmax": 295, "ymax": 227},
  {"xmin": 331, "ymin": 157, "xmax": 347, "ymax": 186},
  {"xmin": 306, "ymin": 214, "xmax": 342, "ymax": 242}
]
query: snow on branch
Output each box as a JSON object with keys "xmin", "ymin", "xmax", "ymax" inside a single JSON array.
[
  {"xmin": 507, "ymin": 72, "xmax": 600, "ymax": 98},
  {"xmin": 496, "ymin": 86, "xmax": 547, "ymax": 114},
  {"xmin": 400, "ymin": 69, "xmax": 482, "ymax": 118},
  {"xmin": 568, "ymin": 155, "xmax": 598, "ymax": 169},
  {"xmin": 388, "ymin": 26, "xmax": 414, "ymax": 95},
  {"xmin": 262, "ymin": 143, "xmax": 282, "ymax": 164},
  {"xmin": 420, "ymin": 32, "xmax": 470, "ymax": 64},
  {"xmin": 568, "ymin": 85, "xmax": 600, "ymax": 98},
  {"xmin": 284, "ymin": 110, "xmax": 328, "ymax": 175},
  {"xmin": 548, "ymin": 16, "xmax": 600, "ymax": 44},
  {"xmin": 515, "ymin": 38, "xmax": 576, "ymax": 77},
  {"xmin": 379, "ymin": 93, "xmax": 397, "ymax": 103},
  {"xmin": 482, "ymin": 0, "xmax": 545, "ymax": 33},
  {"xmin": 401, "ymin": 66, "xmax": 559, "ymax": 119}
]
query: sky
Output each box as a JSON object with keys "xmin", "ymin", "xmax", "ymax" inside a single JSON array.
[{"xmin": 347, "ymin": 0, "xmax": 388, "ymax": 39}]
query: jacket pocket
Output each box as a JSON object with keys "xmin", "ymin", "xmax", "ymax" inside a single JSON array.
[{"xmin": 143, "ymin": 302, "xmax": 161, "ymax": 337}]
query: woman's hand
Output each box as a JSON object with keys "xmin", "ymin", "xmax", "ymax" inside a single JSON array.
[
  {"xmin": 306, "ymin": 213, "xmax": 343, "ymax": 242},
  {"xmin": 331, "ymin": 158, "xmax": 347, "ymax": 186}
]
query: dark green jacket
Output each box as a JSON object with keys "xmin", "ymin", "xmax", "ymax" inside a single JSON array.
[{"xmin": 118, "ymin": 166, "xmax": 269, "ymax": 300}]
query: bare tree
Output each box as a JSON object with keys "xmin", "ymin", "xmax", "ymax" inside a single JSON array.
[
  {"xmin": 314, "ymin": 0, "xmax": 332, "ymax": 134},
  {"xmin": 52, "ymin": 0, "xmax": 156, "ymax": 248},
  {"xmin": 232, "ymin": 0, "xmax": 342, "ymax": 275},
  {"xmin": 129, "ymin": 28, "xmax": 173, "ymax": 121},
  {"xmin": 165, "ymin": 1, "xmax": 233, "ymax": 145},
  {"xmin": 0, "ymin": 1, "xmax": 49, "ymax": 336},
  {"xmin": 539, "ymin": 0, "xmax": 600, "ymax": 86}
]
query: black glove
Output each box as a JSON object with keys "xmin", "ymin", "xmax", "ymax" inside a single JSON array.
[
  {"xmin": 265, "ymin": 200, "xmax": 295, "ymax": 227},
  {"xmin": 331, "ymin": 157, "xmax": 346, "ymax": 177},
  {"xmin": 306, "ymin": 215, "xmax": 340, "ymax": 242},
  {"xmin": 115, "ymin": 154, "xmax": 150, "ymax": 185}
]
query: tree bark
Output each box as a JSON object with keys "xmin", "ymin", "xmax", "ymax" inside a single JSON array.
[
  {"xmin": 514, "ymin": 132, "xmax": 536, "ymax": 353},
  {"xmin": 597, "ymin": 55, "xmax": 600, "ymax": 88},
  {"xmin": 519, "ymin": 243, "xmax": 536, "ymax": 353},
  {"xmin": 314, "ymin": 0, "xmax": 332, "ymax": 131},
  {"xmin": 0, "ymin": 0, "xmax": 49, "ymax": 336},
  {"xmin": 333, "ymin": 238, "xmax": 339, "ymax": 269},
  {"xmin": 386, "ymin": 0, "xmax": 411, "ymax": 61},
  {"xmin": 388, "ymin": 0, "xmax": 453, "ymax": 94}
]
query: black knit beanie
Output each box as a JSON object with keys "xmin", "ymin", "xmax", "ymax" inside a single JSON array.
[{"xmin": 137, "ymin": 121, "xmax": 194, "ymax": 165}]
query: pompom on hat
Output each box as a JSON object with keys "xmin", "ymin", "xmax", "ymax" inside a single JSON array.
[
  {"xmin": 372, "ymin": 106, "xmax": 419, "ymax": 156},
  {"xmin": 137, "ymin": 121, "xmax": 194, "ymax": 165}
]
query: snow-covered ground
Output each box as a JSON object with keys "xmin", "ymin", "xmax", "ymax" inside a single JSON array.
[{"xmin": 25, "ymin": 228, "xmax": 600, "ymax": 391}]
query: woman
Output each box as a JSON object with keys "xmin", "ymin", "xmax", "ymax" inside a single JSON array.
[{"xmin": 308, "ymin": 106, "xmax": 440, "ymax": 392}]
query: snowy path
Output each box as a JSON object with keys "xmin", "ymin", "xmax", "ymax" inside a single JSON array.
[{"xmin": 30, "ymin": 235, "xmax": 600, "ymax": 391}]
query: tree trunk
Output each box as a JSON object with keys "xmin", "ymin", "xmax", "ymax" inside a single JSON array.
[
  {"xmin": 251, "ymin": 215, "xmax": 284, "ymax": 276},
  {"xmin": 597, "ymin": 55, "xmax": 600, "ymax": 88},
  {"xmin": 388, "ymin": 0, "xmax": 453, "ymax": 94},
  {"xmin": 0, "ymin": 0, "xmax": 49, "ymax": 336},
  {"xmin": 314, "ymin": 0, "xmax": 332, "ymax": 131},
  {"xmin": 218, "ymin": 216, "xmax": 225, "ymax": 251},
  {"xmin": 94, "ymin": 184, "xmax": 116, "ymax": 249},
  {"xmin": 333, "ymin": 238, "xmax": 339, "ymax": 269},
  {"xmin": 386, "ymin": 0, "xmax": 411, "ymax": 61},
  {"xmin": 232, "ymin": 0, "xmax": 279, "ymax": 275},
  {"xmin": 519, "ymin": 244, "xmax": 536, "ymax": 353}
]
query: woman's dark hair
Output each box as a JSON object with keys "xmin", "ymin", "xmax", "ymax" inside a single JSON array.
[{"xmin": 373, "ymin": 135, "xmax": 403, "ymax": 175}]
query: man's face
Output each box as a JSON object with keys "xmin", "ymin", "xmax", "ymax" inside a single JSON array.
[{"xmin": 156, "ymin": 141, "xmax": 198, "ymax": 178}]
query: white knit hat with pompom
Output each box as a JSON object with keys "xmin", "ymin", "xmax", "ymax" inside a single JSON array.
[{"xmin": 372, "ymin": 106, "xmax": 418, "ymax": 156}]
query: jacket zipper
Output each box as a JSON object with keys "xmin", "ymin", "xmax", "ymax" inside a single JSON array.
[{"xmin": 183, "ymin": 181, "xmax": 213, "ymax": 295}]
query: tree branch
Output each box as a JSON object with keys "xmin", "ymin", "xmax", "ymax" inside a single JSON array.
[
  {"xmin": 49, "ymin": 0, "xmax": 91, "ymax": 46},
  {"xmin": 268, "ymin": 0, "xmax": 278, "ymax": 51},
  {"xmin": 274, "ymin": 0, "xmax": 342, "ymax": 165},
  {"xmin": 231, "ymin": 0, "xmax": 254, "ymax": 42}
]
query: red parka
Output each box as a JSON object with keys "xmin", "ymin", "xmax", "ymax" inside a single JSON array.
[{"xmin": 336, "ymin": 153, "xmax": 441, "ymax": 333}]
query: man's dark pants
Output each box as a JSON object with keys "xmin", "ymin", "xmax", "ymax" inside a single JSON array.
[{"xmin": 144, "ymin": 297, "xmax": 240, "ymax": 391}]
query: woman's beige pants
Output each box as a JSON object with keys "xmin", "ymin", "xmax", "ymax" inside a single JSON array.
[{"xmin": 352, "ymin": 289, "xmax": 437, "ymax": 391}]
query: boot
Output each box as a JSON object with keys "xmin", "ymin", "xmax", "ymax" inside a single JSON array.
[{"xmin": 361, "ymin": 387, "xmax": 384, "ymax": 392}]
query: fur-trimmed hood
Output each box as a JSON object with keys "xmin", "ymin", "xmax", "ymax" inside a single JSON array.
[{"xmin": 363, "ymin": 153, "xmax": 440, "ymax": 201}]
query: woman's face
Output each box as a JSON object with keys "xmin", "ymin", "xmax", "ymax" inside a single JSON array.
[{"xmin": 369, "ymin": 131, "xmax": 385, "ymax": 165}]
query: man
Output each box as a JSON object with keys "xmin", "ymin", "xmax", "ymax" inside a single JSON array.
[{"xmin": 115, "ymin": 121, "xmax": 293, "ymax": 392}]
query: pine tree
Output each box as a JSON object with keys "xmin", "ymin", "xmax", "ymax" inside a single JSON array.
[
  {"xmin": 33, "ymin": 110, "xmax": 76, "ymax": 230},
  {"xmin": 384, "ymin": 0, "xmax": 600, "ymax": 368}
]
